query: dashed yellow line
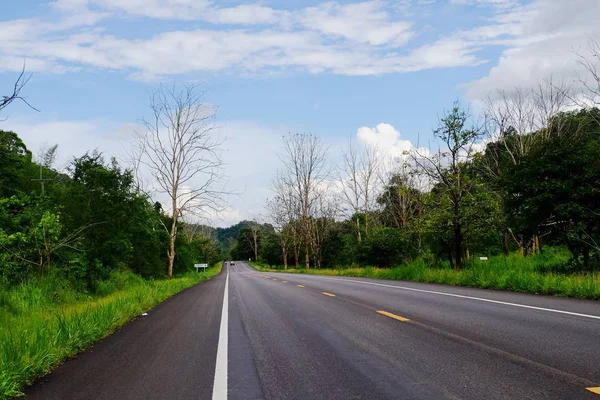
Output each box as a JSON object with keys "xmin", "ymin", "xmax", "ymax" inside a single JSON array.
[
  {"xmin": 282, "ymin": 281, "xmax": 288, "ymax": 284},
  {"xmin": 587, "ymin": 387, "xmax": 600, "ymax": 395},
  {"xmin": 321, "ymin": 292, "xmax": 336, "ymax": 297},
  {"xmin": 377, "ymin": 310, "xmax": 410, "ymax": 322},
  {"xmin": 297, "ymin": 284, "xmax": 305, "ymax": 288},
  {"xmin": 272, "ymin": 278, "xmax": 278, "ymax": 281}
]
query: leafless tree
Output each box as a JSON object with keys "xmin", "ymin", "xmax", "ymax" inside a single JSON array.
[
  {"xmin": 279, "ymin": 133, "xmax": 328, "ymax": 269},
  {"xmin": 360, "ymin": 143, "xmax": 383, "ymax": 235},
  {"xmin": 247, "ymin": 219, "xmax": 261, "ymax": 262},
  {"xmin": 576, "ymin": 36, "xmax": 600, "ymax": 110},
  {"xmin": 1, "ymin": 64, "xmax": 39, "ymax": 117},
  {"xmin": 338, "ymin": 141, "xmax": 362, "ymax": 241},
  {"xmin": 308, "ymin": 190, "xmax": 341, "ymax": 268},
  {"xmin": 133, "ymin": 84, "xmax": 228, "ymax": 277},
  {"xmin": 338, "ymin": 141, "xmax": 383, "ymax": 241},
  {"xmin": 482, "ymin": 77, "xmax": 571, "ymax": 171}
]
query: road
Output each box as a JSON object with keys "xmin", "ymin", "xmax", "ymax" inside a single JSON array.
[{"xmin": 25, "ymin": 262, "xmax": 600, "ymax": 399}]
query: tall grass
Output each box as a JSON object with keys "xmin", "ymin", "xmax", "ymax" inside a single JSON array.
[
  {"xmin": 252, "ymin": 248, "xmax": 600, "ymax": 300},
  {"xmin": 0, "ymin": 264, "xmax": 222, "ymax": 399}
]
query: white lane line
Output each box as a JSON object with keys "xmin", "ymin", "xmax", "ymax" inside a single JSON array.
[
  {"xmin": 212, "ymin": 269, "xmax": 229, "ymax": 400},
  {"xmin": 291, "ymin": 276, "xmax": 600, "ymax": 321}
]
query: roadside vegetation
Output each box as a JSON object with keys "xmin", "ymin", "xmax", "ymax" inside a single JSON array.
[
  {"xmin": 251, "ymin": 250, "xmax": 600, "ymax": 299},
  {"xmin": 0, "ymin": 264, "xmax": 221, "ymax": 399},
  {"xmin": 0, "ymin": 83, "xmax": 227, "ymax": 398}
]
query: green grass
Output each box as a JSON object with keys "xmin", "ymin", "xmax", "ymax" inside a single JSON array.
[
  {"xmin": 251, "ymin": 249, "xmax": 600, "ymax": 300},
  {"xmin": 0, "ymin": 264, "xmax": 222, "ymax": 399}
]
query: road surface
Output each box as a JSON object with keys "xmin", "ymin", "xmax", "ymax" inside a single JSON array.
[{"xmin": 25, "ymin": 262, "xmax": 600, "ymax": 399}]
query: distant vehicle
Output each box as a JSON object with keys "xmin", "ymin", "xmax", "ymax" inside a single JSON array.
[{"xmin": 230, "ymin": 261, "xmax": 235, "ymax": 265}]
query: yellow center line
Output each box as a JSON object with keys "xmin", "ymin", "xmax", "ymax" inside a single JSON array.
[
  {"xmin": 377, "ymin": 310, "xmax": 410, "ymax": 322},
  {"xmin": 297, "ymin": 284, "xmax": 305, "ymax": 288},
  {"xmin": 587, "ymin": 387, "xmax": 600, "ymax": 395},
  {"xmin": 321, "ymin": 292, "xmax": 336, "ymax": 297},
  {"xmin": 272, "ymin": 278, "xmax": 277, "ymax": 281},
  {"xmin": 282, "ymin": 281, "xmax": 288, "ymax": 283}
]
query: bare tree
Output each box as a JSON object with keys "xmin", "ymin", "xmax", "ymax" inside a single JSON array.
[
  {"xmin": 1, "ymin": 64, "xmax": 39, "ymax": 117},
  {"xmin": 266, "ymin": 177, "xmax": 296, "ymax": 269},
  {"xmin": 482, "ymin": 77, "xmax": 571, "ymax": 170},
  {"xmin": 360, "ymin": 143, "xmax": 383, "ymax": 236},
  {"xmin": 134, "ymin": 84, "xmax": 228, "ymax": 277},
  {"xmin": 279, "ymin": 133, "xmax": 328, "ymax": 269},
  {"xmin": 247, "ymin": 219, "xmax": 261, "ymax": 262},
  {"xmin": 308, "ymin": 190, "xmax": 340, "ymax": 268},
  {"xmin": 338, "ymin": 141, "xmax": 383, "ymax": 241},
  {"xmin": 338, "ymin": 141, "xmax": 362, "ymax": 241},
  {"xmin": 576, "ymin": 36, "xmax": 600, "ymax": 111}
]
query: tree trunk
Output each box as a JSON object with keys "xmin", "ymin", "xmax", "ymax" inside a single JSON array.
[
  {"xmin": 304, "ymin": 241, "xmax": 310, "ymax": 269},
  {"xmin": 355, "ymin": 217, "xmax": 362, "ymax": 243},
  {"xmin": 447, "ymin": 245, "xmax": 455, "ymax": 269},
  {"xmin": 454, "ymin": 222, "xmax": 462, "ymax": 268},
  {"xmin": 168, "ymin": 216, "xmax": 177, "ymax": 277},
  {"xmin": 253, "ymin": 235, "xmax": 258, "ymax": 261},
  {"xmin": 282, "ymin": 244, "xmax": 288, "ymax": 270}
]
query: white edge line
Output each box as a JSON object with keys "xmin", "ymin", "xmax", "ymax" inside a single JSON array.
[
  {"xmin": 287, "ymin": 275, "xmax": 600, "ymax": 321},
  {"xmin": 212, "ymin": 267, "xmax": 229, "ymax": 400}
]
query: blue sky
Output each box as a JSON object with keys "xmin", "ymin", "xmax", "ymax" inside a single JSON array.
[{"xmin": 1, "ymin": 0, "xmax": 598, "ymax": 226}]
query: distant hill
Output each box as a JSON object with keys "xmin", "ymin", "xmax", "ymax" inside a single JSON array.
[{"xmin": 213, "ymin": 220, "xmax": 274, "ymax": 253}]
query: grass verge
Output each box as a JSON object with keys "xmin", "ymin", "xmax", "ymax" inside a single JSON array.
[
  {"xmin": 0, "ymin": 263, "xmax": 222, "ymax": 399},
  {"xmin": 251, "ymin": 250, "xmax": 600, "ymax": 300}
]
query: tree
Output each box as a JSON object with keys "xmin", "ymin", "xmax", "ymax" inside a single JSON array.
[
  {"xmin": 247, "ymin": 219, "xmax": 261, "ymax": 262},
  {"xmin": 279, "ymin": 133, "xmax": 328, "ymax": 269},
  {"xmin": 413, "ymin": 102, "xmax": 482, "ymax": 268},
  {"xmin": 266, "ymin": 194, "xmax": 291, "ymax": 269},
  {"xmin": 134, "ymin": 84, "xmax": 228, "ymax": 277},
  {"xmin": 338, "ymin": 141, "xmax": 383, "ymax": 242}
]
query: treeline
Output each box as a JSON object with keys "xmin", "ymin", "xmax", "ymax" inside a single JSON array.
[
  {"xmin": 0, "ymin": 130, "xmax": 221, "ymax": 290},
  {"xmin": 251, "ymin": 89, "xmax": 600, "ymax": 272}
]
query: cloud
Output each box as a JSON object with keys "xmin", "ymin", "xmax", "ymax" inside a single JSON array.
[
  {"xmin": 450, "ymin": 0, "xmax": 518, "ymax": 9},
  {"xmin": 357, "ymin": 123, "xmax": 429, "ymax": 159},
  {"xmin": 298, "ymin": 1, "xmax": 414, "ymax": 46},
  {"xmin": 0, "ymin": 1, "xmax": 497, "ymax": 78},
  {"xmin": 463, "ymin": 0, "xmax": 600, "ymax": 101}
]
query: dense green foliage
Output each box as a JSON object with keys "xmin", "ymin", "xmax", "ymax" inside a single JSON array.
[{"xmin": 0, "ymin": 132, "xmax": 222, "ymax": 288}]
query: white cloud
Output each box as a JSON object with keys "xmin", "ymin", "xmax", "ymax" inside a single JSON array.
[
  {"xmin": 451, "ymin": 0, "xmax": 518, "ymax": 9},
  {"xmin": 463, "ymin": 0, "xmax": 600, "ymax": 101},
  {"xmin": 298, "ymin": 1, "xmax": 414, "ymax": 46},
  {"xmin": 0, "ymin": 1, "xmax": 496, "ymax": 78},
  {"xmin": 357, "ymin": 123, "xmax": 429, "ymax": 159}
]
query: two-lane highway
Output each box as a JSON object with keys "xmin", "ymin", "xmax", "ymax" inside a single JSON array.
[{"xmin": 25, "ymin": 262, "xmax": 600, "ymax": 399}]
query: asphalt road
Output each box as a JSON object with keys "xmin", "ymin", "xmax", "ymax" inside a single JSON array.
[{"xmin": 25, "ymin": 262, "xmax": 600, "ymax": 399}]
